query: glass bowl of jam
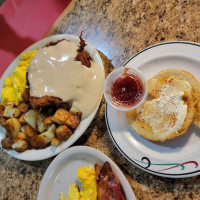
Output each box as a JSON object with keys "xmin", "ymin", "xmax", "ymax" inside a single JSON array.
[{"xmin": 104, "ymin": 67, "xmax": 148, "ymax": 111}]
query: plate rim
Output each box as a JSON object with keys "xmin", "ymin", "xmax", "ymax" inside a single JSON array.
[
  {"xmin": 105, "ymin": 41, "xmax": 200, "ymax": 178},
  {"xmin": 37, "ymin": 145, "xmax": 136, "ymax": 200},
  {"xmin": 0, "ymin": 34, "xmax": 105, "ymax": 161}
]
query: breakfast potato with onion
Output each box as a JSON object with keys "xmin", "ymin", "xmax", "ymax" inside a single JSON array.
[{"xmin": 0, "ymin": 102, "xmax": 82, "ymax": 152}]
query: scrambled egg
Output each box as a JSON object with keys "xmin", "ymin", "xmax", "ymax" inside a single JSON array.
[
  {"xmin": 60, "ymin": 165, "xmax": 97, "ymax": 200},
  {"xmin": 1, "ymin": 50, "xmax": 37, "ymax": 105}
]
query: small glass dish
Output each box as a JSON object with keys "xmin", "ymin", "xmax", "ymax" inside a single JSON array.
[{"xmin": 103, "ymin": 67, "xmax": 148, "ymax": 111}]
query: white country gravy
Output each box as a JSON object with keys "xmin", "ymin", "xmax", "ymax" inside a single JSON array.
[{"xmin": 28, "ymin": 40, "xmax": 103, "ymax": 119}]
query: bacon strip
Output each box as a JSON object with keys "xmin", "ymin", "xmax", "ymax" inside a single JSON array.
[{"xmin": 95, "ymin": 161, "xmax": 126, "ymax": 200}]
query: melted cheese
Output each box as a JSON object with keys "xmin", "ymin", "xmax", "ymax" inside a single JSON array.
[
  {"xmin": 28, "ymin": 40, "xmax": 103, "ymax": 119},
  {"xmin": 140, "ymin": 92, "xmax": 187, "ymax": 138}
]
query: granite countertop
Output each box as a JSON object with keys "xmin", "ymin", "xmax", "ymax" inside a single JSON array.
[{"xmin": 1, "ymin": 0, "xmax": 200, "ymax": 199}]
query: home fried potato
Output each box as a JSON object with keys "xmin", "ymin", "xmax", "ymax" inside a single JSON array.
[
  {"xmin": 37, "ymin": 113, "xmax": 47, "ymax": 133},
  {"xmin": 52, "ymin": 108, "xmax": 80, "ymax": 129},
  {"xmin": 29, "ymin": 124, "xmax": 56, "ymax": 149},
  {"xmin": 4, "ymin": 118, "xmax": 21, "ymax": 139},
  {"xmin": 11, "ymin": 138, "xmax": 28, "ymax": 152},
  {"xmin": 25, "ymin": 124, "xmax": 37, "ymax": 137},
  {"xmin": 3, "ymin": 106, "xmax": 21, "ymax": 118},
  {"xmin": 43, "ymin": 115, "xmax": 53, "ymax": 125},
  {"xmin": 55, "ymin": 125, "xmax": 72, "ymax": 141},
  {"xmin": 51, "ymin": 136, "xmax": 61, "ymax": 147},
  {"xmin": 17, "ymin": 102, "xmax": 29, "ymax": 113},
  {"xmin": 24, "ymin": 109, "xmax": 38, "ymax": 129},
  {"xmin": 19, "ymin": 113, "xmax": 26, "ymax": 124},
  {"xmin": 1, "ymin": 137, "xmax": 13, "ymax": 149},
  {"xmin": 16, "ymin": 132, "xmax": 27, "ymax": 140}
]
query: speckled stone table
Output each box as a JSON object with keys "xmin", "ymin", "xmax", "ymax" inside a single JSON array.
[{"xmin": 1, "ymin": 0, "xmax": 200, "ymax": 199}]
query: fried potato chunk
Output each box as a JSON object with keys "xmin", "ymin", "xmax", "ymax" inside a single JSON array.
[
  {"xmin": 11, "ymin": 139, "xmax": 28, "ymax": 152},
  {"xmin": 24, "ymin": 109, "xmax": 38, "ymax": 129},
  {"xmin": 1, "ymin": 137, "xmax": 13, "ymax": 149},
  {"xmin": 16, "ymin": 132, "xmax": 27, "ymax": 140},
  {"xmin": 4, "ymin": 118, "xmax": 21, "ymax": 139},
  {"xmin": 43, "ymin": 115, "xmax": 53, "ymax": 125},
  {"xmin": 17, "ymin": 102, "xmax": 29, "ymax": 113},
  {"xmin": 52, "ymin": 108, "xmax": 80, "ymax": 129},
  {"xmin": 69, "ymin": 106, "xmax": 82, "ymax": 118},
  {"xmin": 25, "ymin": 124, "xmax": 37, "ymax": 137},
  {"xmin": 51, "ymin": 136, "xmax": 61, "ymax": 147},
  {"xmin": 37, "ymin": 113, "xmax": 47, "ymax": 133},
  {"xmin": 3, "ymin": 106, "xmax": 21, "ymax": 118},
  {"xmin": 55, "ymin": 125, "xmax": 72, "ymax": 141},
  {"xmin": 19, "ymin": 113, "xmax": 26, "ymax": 124},
  {"xmin": 29, "ymin": 124, "xmax": 56, "ymax": 149}
]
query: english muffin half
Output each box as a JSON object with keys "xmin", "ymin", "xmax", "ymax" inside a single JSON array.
[
  {"xmin": 148, "ymin": 69, "xmax": 200, "ymax": 128},
  {"xmin": 126, "ymin": 91, "xmax": 196, "ymax": 142}
]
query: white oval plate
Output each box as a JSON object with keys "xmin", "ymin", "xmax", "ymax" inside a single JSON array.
[
  {"xmin": 106, "ymin": 41, "xmax": 200, "ymax": 178},
  {"xmin": 0, "ymin": 34, "xmax": 105, "ymax": 161},
  {"xmin": 37, "ymin": 146, "xmax": 136, "ymax": 200}
]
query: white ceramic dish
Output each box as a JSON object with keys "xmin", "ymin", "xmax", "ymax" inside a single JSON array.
[
  {"xmin": 0, "ymin": 34, "xmax": 105, "ymax": 161},
  {"xmin": 106, "ymin": 41, "xmax": 200, "ymax": 178},
  {"xmin": 37, "ymin": 146, "xmax": 136, "ymax": 200}
]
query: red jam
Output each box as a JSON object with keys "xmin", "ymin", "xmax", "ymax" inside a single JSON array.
[{"xmin": 111, "ymin": 72, "xmax": 144, "ymax": 107}]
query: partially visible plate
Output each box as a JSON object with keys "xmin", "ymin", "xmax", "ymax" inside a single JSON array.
[
  {"xmin": 37, "ymin": 146, "xmax": 136, "ymax": 200},
  {"xmin": 0, "ymin": 34, "xmax": 105, "ymax": 161},
  {"xmin": 106, "ymin": 41, "xmax": 200, "ymax": 178}
]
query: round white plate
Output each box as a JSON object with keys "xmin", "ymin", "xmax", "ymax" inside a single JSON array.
[
  {"xmin": 0, "ymin": 34, "xmax": 105, "ymax": 161},
  {"xmin": 106, "ymin": 41, "xmax": 200, "ymax": 178},
  {"xmin": 37, "ymin": 146, "xmax": 136, "ymax": 200}
]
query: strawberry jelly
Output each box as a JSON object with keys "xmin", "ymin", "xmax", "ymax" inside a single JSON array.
[{"xmin": 111, "ymin": 73, "xmax": 144, "ymax": 107}]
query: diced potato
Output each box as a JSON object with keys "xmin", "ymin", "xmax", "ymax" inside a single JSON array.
[
  {"xmin": 55, "ymin": 125, "xmax": 72, "ymax": 141},
  {"xmin": 69, "ymin": 106, "xmax": 82, "ymax": 118},
  {"xmin": 19, "ymin": 113, "xmax": 26, "ymax": 124},
  {"xmin": 4, "ymin": 118, "xmax": 21, "ymax": 139},
  {"xmin": 11, "ymin": 139, "xmax": 28, "ymax": 152},
  {"xmin": 17, "ymin": 102, "xmax": 29, "ymax": 113},
  {"xmin": 51, "ymin": 136, "xmax": 61, "ymax": 147},
  {"xmin": 16, "ymin": 132, "xmax": 27, "ymax": 140},
  {"xmin": 24, "ymin": 109, "xmax": 38, "ymax": 129},
  {"xmin": 29, "ymin": 135, "xmax": 47, "ymax": 149},
  {"xmin": 52, "ymin": 108, "xmax": 68, "ymax": 124},
  {"xmin": 21, "ymin": 125, "xmax": 26, "ymax": 133},
  {"xmin": 43, "ymin": 115, "xmax": 53, "ymax": 125},
  {"xmin": 39, "ymin": 124, "xmax": 56, "ymax": 143},
  {"xmin": 51, "ymin": 116, "xmax": 63, "ymax": 125},
  {"xmin": 37, "ymin": 113, "xmax": 47, "ymax": 133},
  {"xmin": 64, "ymin": 115, "xmax": 80, "ymax": 129},
  {"xmin": 1, "ymin": 137, "xmax": 13, "ymax": 149},
  {"xmin": 52, "ymin": 108, "xmax": 80, "ymax": 129},
  {"xmin": 29, "ymin": 124, "xmax": 56, "ymax": 149},
  {"xmin": 3, "ymin": 106, "xmax": 21, "ymax": 118},
  {"xmin": 25, "ymin": 124, "xmax": 37, "ymax": 137}
]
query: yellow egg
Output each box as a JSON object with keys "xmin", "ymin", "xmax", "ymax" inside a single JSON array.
[
  {"xmin": 61, "ymin": 166, "xmax": 97, "ymax": 200},
  {"xmin": 77, "ymin": 166, "xmax": 97, "ymax": 200},
  {"xmin": 60, "ymin": 192, "xmax": 66, "ymax": 200},
  {"xmin": 4, "ymin": 77, "xmax": 12, "ymax": 87},
  {"xmin": 1, "ymin": 50, "xmax": 37, "ymax": 105},
  {"xmin": 66, "ymin": 184, "xmax": 81, "ymax": 200}
]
